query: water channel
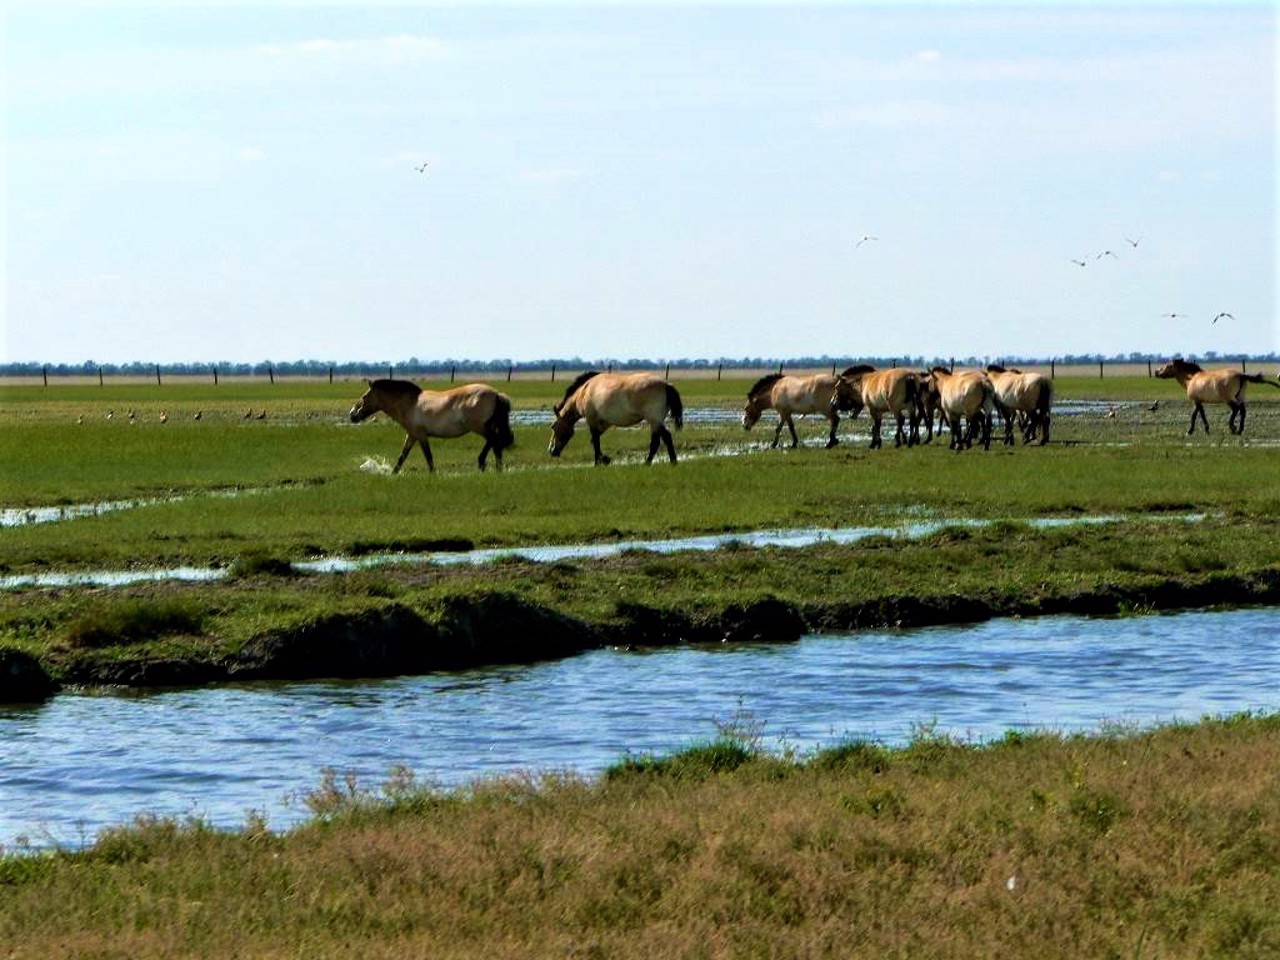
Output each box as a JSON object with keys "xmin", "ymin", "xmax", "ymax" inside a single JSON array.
[{"xmin": 2, "ymin": 606, "xmax": 1276, "ymax": 850}]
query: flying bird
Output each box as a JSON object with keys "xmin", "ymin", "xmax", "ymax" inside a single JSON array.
[
  {"xmin": 1096, "ymin": 250, "xmax": 1118, "ymax": 260},
  {"xmin": 414, "ymin": 162, "xmax": 429, "ymax": 173},
  {"xmin": 855, "ymin": 235, "xmax": 878, "ymax": 248},
  {"xmin": 1124, "ymin": 237, "xmax": 1141, "ymax": 248},
  {"xmin": 1212, "ymin": 312, "xmax": 1234, "ymax": 324},
  {"xmin": 1162, "ymin": 313, "xmax": 1184, "ymax": 319},
  {"xmin": 1069, "ymin": 258, "xmax": 1088, "ymax": 267}
]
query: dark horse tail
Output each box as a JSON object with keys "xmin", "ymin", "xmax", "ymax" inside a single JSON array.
[
  {"xmin": 665, "ymin": 383, "xmax": 684, "ymax": 430},
  {"xmin": 486, "ymin": 393, "xmax": 516, "ymax": 450}
]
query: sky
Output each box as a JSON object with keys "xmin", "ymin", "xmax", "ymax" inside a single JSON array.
[{"xmin": 3, "ymin": 1, "xmax": 1276, "ymax": 366}]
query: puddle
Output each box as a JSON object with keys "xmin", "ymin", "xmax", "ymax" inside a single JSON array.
[{"xmin": 0, "ymin": 514, "xmax": 1206, "ymax": 590}]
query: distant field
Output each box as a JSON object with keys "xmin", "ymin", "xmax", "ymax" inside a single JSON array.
[{"xmin": 4, "ymin": 357, "xmax": 1277, "ymax": 388}]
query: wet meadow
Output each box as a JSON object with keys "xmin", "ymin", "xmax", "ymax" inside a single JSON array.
[{"xmin": 2, "ymin": 371, "xmax": 1279, "ymax": 957}]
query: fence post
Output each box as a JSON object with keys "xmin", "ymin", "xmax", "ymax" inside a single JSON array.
[
  {"xmin": 213, "ymin": 365, "xmax": 219, "ymax": 386},
  {"xmin": 155, "ymin": 364, "xmax": 162, "ymax": 386},
  {"xmin": 1050, "ymin": 359, "xmax": 1055, "ymax": 380},
  {"xmin": 1099, "ymin": 360, "xmax": 1104, "ymax": 379},
  {"xmin": 1242, "ymin": 359, "xmax": 1248, "ymax": 374},
  {"xmin": 717, "ymin": 363, "xmax": 722, "ymax": 381},
  {"xmin": 1147, "ymin": 360, "xmax": 1152, "ymax": 377},
  {"xmin": 507, "ymin": 364, "xmax": 513, "ymax": 382},
  {"xmin": 664, "ymin": 362, "xmax": 670, "ymax": 381},
  {"xmin": 551, "ymin": 363, "xmax": 556, "ymax": 383},
  {"xmin": 328, "ymin": 366, "xmax": 333, "ymax": 384},
  {"xmin": 778, "ymin": 361, "xmax": 784, "ymax": 375},
  {"xmin": 42, "ymin": 365, "xmax": 48, "ymax": 388},
  {"xmin": 269, "ymin": 364, "xmax": 274, "ymax": 385},
  {"xmin": 451, "ymin": 365, "xmax": 456, "ymax": 383},
  {"xmin": 99, "ymin": 366, "xmax": 104, "ymax": 387}
]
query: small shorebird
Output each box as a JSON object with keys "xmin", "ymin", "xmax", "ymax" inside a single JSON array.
[
  {"xmin": 1149, "ymin": 400, "xmax": 1159, "ymax": 412},
  {"xmin": 159, "ymin": 411, "xmax": 168, "ymax": 424},
  {"xmin": 1105, "ymin": 405, "xmax": 1118, "ymax": 419},
  {"xmin": 255, "ymin": 410, "xmax": 267, "ymax": 420},
  {"xmin": 193, "ymin": 410, "xmax": 202, "ymax": 421}
]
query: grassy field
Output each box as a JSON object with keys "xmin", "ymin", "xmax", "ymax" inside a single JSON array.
[
  {"xmin": 1, "ymin": 713, "xmax": 1278, "ymax": 958},
  {"xmin": 3, "ymin": 374, "xmax": 1279, "ymax": 957},
  {"xmin": 2, "ymin": 372, "xmax": 1278, "ymax": 685}
]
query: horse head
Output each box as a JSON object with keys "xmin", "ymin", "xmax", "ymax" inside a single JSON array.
[
  {"xmin": 742, "ymin": 373, "xmax": 784, "ymax": 430},
  {"xmin": 830, "ymin": 376, "xmax": 863, "ymax": 414},
  {"xmin": 348, "ymin": 380, "xmax": 380, "ymax": 423},
  {"xmin": 547, "ymin": 409, "xmax": 577, "ymax": 456},
  {"xmin": 1155, "ymin": 358, "xmax": 1201, "ymax": 380}
]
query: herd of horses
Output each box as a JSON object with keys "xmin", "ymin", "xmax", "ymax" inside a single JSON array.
[{"xmin": 348, "ymin": 359, "xmax": 1279, "ymax": 472}]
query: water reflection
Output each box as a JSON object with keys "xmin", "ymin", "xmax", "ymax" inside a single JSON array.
[{"xmin": 1, "ymin": 606, "xmax": 1276, "ymax": 850}]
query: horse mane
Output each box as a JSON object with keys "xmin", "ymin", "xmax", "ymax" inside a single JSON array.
[
  {"xmin": 929, "ymin": 365, "xmax": 951, "ymax": 375},
  {"xmin": 839, "ymin": 364, "xmax": 876, "ymax": 378},
  {"xmin": 986, "ymin": 363, "xmax": 1006, "ymax": 373},
  {"xmin": 746, "ymin": 373, "xmax": 785, "ymax": 399},
  {"xmin": 554, "ymin": 371, "xmax": 601, "ymax": 414},
  {"xmin": 1170, "ymin": 358, "xmax": 1203, "ymax": 374},
  {"xmin": 369, "ymin": 378, "xmax": 422, "ymax": 397}
]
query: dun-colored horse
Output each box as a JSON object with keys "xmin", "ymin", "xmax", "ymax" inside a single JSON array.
[
  {"xmin": 929, "ymin": 367, "xmax": 994, "ymax": 451},
  {"xmin": 743, "ymin": 373, "xmax": 844, "ymax": 449},
  {"xmin": 986, "ymin": 364, "xmax": 1053, "ymax": 445},
  {"xmin": 549, "ymin": 371, "xmax": 683, "ymax": 465},
  {"xmin": 832, "ymin": 365, "xmax": 920, "ymax": 449},
  {"xmin": 1155, "ymin": 359, "xmax": 1280, "ymax": 435},
  {"xmin": 348, "ymin": 379, "xmax": 514, "ymax": 473}
]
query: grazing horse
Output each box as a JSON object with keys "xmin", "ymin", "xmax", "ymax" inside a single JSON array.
[
  {"xmin": 1155, "ymin": 359, "xmax": 1280, "ymax": 435},
  {"xmin": 831, "ymin": 365, "xmax": 920, "ymax": 449},
  {"xmin": 986, "ymin": 364, "xmax": 1054, "ymax": 445},
  {"xmin": 929, "ymin": 367, "xmax": 994, "ymax": 451},
  {"xmin": 549, "ymin": 371, "xmax": 683, "ymax": 465},
  {"xmin": 348, "ymin": 379, "xmax": 514, "ymax": 473},
  {"xmin": 742, "ymin": 373, "xmax": 843, "ymax": 449}
]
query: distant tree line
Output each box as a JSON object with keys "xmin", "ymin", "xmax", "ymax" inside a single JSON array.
[{"xmin": 3, "ymin": 351, "xmax": 1277, "ymax": 379}]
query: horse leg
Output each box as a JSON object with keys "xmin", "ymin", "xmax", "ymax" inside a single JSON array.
[
  {"xmin": 660, "ymin": 424, "xmax": 678, "ymax": 463},
  {"xmin": 1039, "ymin": 412, "xmax": 1051, "ymax": 445},
  {"xmin": 393, "ymin": 436, "xmax": 416, "ymax": 473},
  {"xmin": 646, "ymin": 428, "xmax": 661, "ymax": 464},
  {"xmin": 826, "ymin": 413, "xmax": 839, "ymax": 448},
  {"xmin": 770, "ymin": 418, "xmax": 785, "ymax": 449},
  {"xmin": 590, "ymin": 426, "xmax": 611, "ymax": 465},
  {"xmin": 785, "ymin": 416, "xmax": 800, "ymax": 449},
  {"xmin": 477, "ymin": 440, "xmax": 492, "ymax": 471},
  {"xmin": 1238, "ymin": 403, "xmax": 1247, "ymax": 434},
  {"xmin": 869, "ymin": 413, "xmax": 882, "ymax": 449},
  {"xmin": 892, "ymin": 411, "xmax": 905, "ymax": 448},
  {"xmin": 420, "ymin": 438, "xmax": 435, "ymax": 472},
  {"xmin": 1193, "ymin": 402, "xmax": 1209, "ymax": 434}
]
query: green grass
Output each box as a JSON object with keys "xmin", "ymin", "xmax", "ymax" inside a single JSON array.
[{"xmin": 2, "ymin": 713, "xmax": 1278, "ymax": 959}]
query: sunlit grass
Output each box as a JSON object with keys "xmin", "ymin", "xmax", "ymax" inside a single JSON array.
[{"xmin": 1, "ymin": 713, "xmax": 1277, "ymax": 958}]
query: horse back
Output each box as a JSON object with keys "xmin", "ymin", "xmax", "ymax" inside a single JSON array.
[{"xmin": 861, "ymin": 368, "xmax": 914, "ymax": 412}]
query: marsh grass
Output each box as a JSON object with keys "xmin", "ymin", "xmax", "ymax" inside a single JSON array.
[{"xmin": 1, "ymin": 714, "xmax": 1278, "ymax": 958}]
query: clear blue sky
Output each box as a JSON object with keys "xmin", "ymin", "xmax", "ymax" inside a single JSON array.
[{"xmin": 4, "ymin": 1, "xmax": 1275, "ymax": 365}]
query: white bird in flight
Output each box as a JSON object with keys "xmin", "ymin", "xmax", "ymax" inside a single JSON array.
[
  {"xmin": 1069, "ymin": 258, "xmax": 1088, "ymax": 267},
  {"xmin": 1212, "ymin": 312, "xmax": 1234, "ymax": 324},
  {"xmin": 855, "ymin": 235, "xmax": 878, "ymax": 247}
]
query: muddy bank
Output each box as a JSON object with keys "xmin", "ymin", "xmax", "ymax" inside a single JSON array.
[{"xmin": 6, "ymin": 568, "xmax": 1278, "ymax": 700}]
